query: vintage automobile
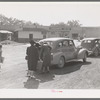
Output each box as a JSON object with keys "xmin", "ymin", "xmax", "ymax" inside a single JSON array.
[
  {"xmin": 81, "ymin": 38, "xmax": 100, "ymax": 56},
  {"xmin": 39, "ymin": 37, "xmax": 88, "ymax": 68}
]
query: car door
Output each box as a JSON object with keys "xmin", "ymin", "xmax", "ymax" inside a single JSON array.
[
  {"xmin": 56, "ymin": 40, "xmax": 71, "ymax": 60},
  {"xmin": 62, "ymin": 40, "xmax": 71, "ymax": 60},
  {"xmin": 68, "ymin": 40, "xmax": 77, "ymax": 59}
]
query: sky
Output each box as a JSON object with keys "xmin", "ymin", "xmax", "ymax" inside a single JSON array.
[{"xmin": 0, "ymin": 2, "xmax": 100, "ymax": 27}]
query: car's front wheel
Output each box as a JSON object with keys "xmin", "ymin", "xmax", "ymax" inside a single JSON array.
[
  {"xmin": 57, "ymin": 56, "xmax": 65, "ymax": 68},
  {"xmin": 83, "ymin": 52, "xmax": 87, "ymax": 62}
]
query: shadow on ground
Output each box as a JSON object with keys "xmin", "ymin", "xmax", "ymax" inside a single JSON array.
[
  {"xmin": 24, "ymin": 72, "xmax": 55, "ymax": 89},
  {"xmin": 88, "ymin": 55, "xmax": 100, "ymax": 59},
  {"xmin": 50, "ymin": 61, "xmax": 91, "ymax": 75},
  {"xmin": 23, "ymin": 61, "xmax": 91, "ymax": 89},
  {"xmin": 33, "ymin": 72, "xmax": 55, "ymax": 83},
  {"xmin": 24, "ymin": 77, "xmax": 39, "ymax": 89}
]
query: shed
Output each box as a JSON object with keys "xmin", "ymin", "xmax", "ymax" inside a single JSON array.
[{"xmin": 0, "ymin": 30, "xmax": 13, "ymax": 41}]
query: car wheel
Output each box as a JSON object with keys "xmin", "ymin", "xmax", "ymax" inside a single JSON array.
[
  {"xmin": 83, "ymin": 52, "xmax": 87, "ymax": 62},
  {"xmin": 94, "ymin": 48, "xmax": 99, "ymax": 57},
  {"xmin": 57, "ymin": 56, "xmax": 65, "ymax": 68}
]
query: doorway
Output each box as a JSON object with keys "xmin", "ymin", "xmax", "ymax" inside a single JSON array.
[{"xmin": 29, "ymin": 34, "xmax": 33, "ymax": 40}]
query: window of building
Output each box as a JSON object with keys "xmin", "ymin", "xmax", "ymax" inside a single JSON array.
[{"xmin": 72, "ymin": 33, "xmax": 78, "ymax": 39}]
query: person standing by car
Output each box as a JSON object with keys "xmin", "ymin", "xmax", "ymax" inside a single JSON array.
[
  {"xmin": 40, "ymin": 43, "xmax": 52, "ymax": 73},
  {"xmin": 0, "ymin": 44, "xmax": 4, "ymax": 70},
  {"xmin": 35, "ymin": 42, "xmax": 41, "ymax": 55},
  {"xmin": 0, "ymin": 44, "xmax": 2, "ymax": 60},
  {"xmin": 26, "ymin": 40, "xmax": 39, "ymax": 77}
]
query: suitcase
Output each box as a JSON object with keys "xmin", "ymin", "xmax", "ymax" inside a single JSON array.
[{"xmin": 37, "ymin": 60, "xmax": 43, "ymax": 71}]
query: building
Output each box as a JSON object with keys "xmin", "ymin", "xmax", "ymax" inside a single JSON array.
[
  {"xmin": 1, "ymin": 24, "xmax": 100, "ymax": 42},
  {"xmin": 0, "ymin": 25, "xmax": 21, "ymax": 41},
  {"xmin": 0, "ymin": 30, "xmax": 13, "ymax": 41},
  {"xmin": 46, "ymin": 24, "xmax": 71, "ymax": 38},
  {"xmin": 17, "ymin": 27, "xmax": 49, "ymax": 43},
  {"xmin": 0, "ymin": 25, "xmax": 49, "ymax": 42},
  {"xmin": 69, "ymin": 27, "xmax": 100, "ymax": 40},
  {"xmin": 47, "ymin": 25, "xmax": 100, "ymax": 40}
]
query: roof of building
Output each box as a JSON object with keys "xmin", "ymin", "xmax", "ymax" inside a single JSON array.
[
  {"xmin": 22, "ymin": 27, "xmax": 49, "ymax": 32},
  {"xmin": 0, "ymin": 30, "xmax": 13, "ymax": 34},
  {"xmin": 0, "ymin": 25, "xmax": 21, "ymax": 32}
]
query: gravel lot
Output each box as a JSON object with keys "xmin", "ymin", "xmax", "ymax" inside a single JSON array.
[{"xmin": 0, "ymin": 44, "xmax": 100, "ymax": 89}]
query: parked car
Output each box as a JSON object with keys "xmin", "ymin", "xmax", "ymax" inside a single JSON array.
[
  {"xmin": 39, "ymin": 37, "xmax": 88, "ymax": 68},
  {"xmin": 81, "ymin": 38, "xmax": 100, "ymax": 56},
  {"xmin": 39, "ymin": 38, "xmax": 88, "ymax": 68}
]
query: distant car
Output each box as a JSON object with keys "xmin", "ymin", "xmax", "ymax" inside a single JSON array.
[
  {"xmin": 81, "ymin": 38, "xmax": 100, "ymax": 56},
  {"xmin": 39, "ymin": 37, "xmax": 88, "ymax": 68}
]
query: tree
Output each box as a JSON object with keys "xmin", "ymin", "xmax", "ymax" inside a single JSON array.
[
  {"xmin": 0, "ymin": 14, "xmax": 40, "ymax": 27},
  {"xmin": 67, "ymin": 20, "xmax": 82, "ymax": 28}
]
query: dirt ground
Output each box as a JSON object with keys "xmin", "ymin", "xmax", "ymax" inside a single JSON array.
[{"xmin": 0, "ymin": 44, "xmax": 100, "ymax": 89}]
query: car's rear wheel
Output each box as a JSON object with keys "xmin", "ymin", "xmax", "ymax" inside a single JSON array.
[
  {"xmin": 57, "ymin": 56, "xmax": 65, "ymax": 68},
  {"xmin": 83, "ymin": 52, "xmax": 87, "ymax": 62},
  {"xmin": 94, "ymin": 48, "xmax": 99, "ymax": 57}
]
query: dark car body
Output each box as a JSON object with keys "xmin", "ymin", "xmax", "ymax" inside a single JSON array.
[{"xmin": 81, "ymin": 38, "xmax": 100, "ymax": 56}]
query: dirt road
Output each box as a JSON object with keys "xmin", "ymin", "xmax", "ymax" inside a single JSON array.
[{"xmin": 0, "ymin": 44, "xmax": 100, "ymax": 89}]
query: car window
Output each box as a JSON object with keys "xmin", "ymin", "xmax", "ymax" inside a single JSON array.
[
  {"xmin": 98, "ymin": 40, "xmax": 100, "ymax": 43},
  {"xmin": 69, "ymin": 40, "xmax": 74, "ymax": 46},
  {"xmin": 58, "ymin": 42, "xmax": 63, "ymax": 47},
  {"xmin": 83, "ymin": 40, "xmax": 92, "ymax": 43},
  {"xmin": 63, "ymin": 41, "xmax": 68, "ymax": 47},
  {"xmin": 39, "ymin": 41, "xmax": 54, "ymax": 48},
  {"xmin": 58, "ymin": 40, "xmax": 68, "ymax": 48},
  {"xmin": 95, "ymin": 40, "xmax": 98, "ymax": 43}
]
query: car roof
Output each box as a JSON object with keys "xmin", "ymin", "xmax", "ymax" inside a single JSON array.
[
  {"xmin": 39, "ymin": 37, "xmax": 73, "ymax": 42},
  {"xmin": 82, "ymin": 38, "xmax": 100, "ymax": 41}
]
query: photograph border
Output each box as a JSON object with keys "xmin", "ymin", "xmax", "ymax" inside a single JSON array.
[{"xmin": 0, "ymin": 0, "xmax": 100, "ymax": 99}]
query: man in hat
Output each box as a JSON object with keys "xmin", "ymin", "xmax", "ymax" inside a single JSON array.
[
  {"xmin": 0, "ymin": 44, "xmax": 3, "ymax": 70},
  {"xmin": 40, "ymin": 43, "xmax": 52, "ymax": 73},
  {"xmin": 26, "ymin": 40, "xmax": 39, "ymax": 77}
]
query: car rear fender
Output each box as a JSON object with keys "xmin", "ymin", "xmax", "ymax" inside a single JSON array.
[
  {"xmin": 51, "ymin": 52, "xmax": 65, "ymax": 65},
  {"xmin": 77, "ymin": 48, "xmax": 88, "ymax": 59}
]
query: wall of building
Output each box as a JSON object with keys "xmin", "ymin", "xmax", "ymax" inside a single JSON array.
[
  {"xmin": 69, "ymin": 27, "xmax": 100, "ymax": 39},
  {"xmin": 46, "ymin": 31, "xmax": 70, "ymax": 38},
  {"xmin": 68, "ymin": 27, "xmax": 81, "ymax": 39},
  {"xmin": 18, "ymin": 31, "xmax": 43, "ymax": 39},
  {"xmin": 81, "ymin": 27, "xmax": 100, "ymax": 38},
  {"xmin": 46, "ymin": 32, "xmax": 59, "ymax": 38},
  {"xmin": 18, "ymin": 31, "xmax": 44, "ymax": 43}
]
